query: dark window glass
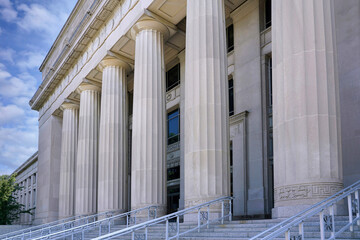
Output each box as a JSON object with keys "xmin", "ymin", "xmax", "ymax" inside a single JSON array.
[
  {"xmin": 229, "ymin": 79, "xmax": 234, "ymax": 116},
  {"xmin": 166, "ymin": 64, "xmax": 180, "ymax": 91},
  {"xmin": 128, "ymin": 92, "xmax": 133, "ymax": 115},
  {"xmin": 167, "ymin": 109, "xmax": 180, "ymax": 145},
  {"xmin": 167, "ymin": 166, "xmax": 180, "ymax": 181},
  {"xmin": 265, "ymin": 0, "xmax": 272, "ymax": 28},
  {"xmin": 230, "ymin": 142, "xmax": 233, "ymax": 197},
  {"xmin": 226, "ymin": 24, "xmax": 234, "ymax": 53}
]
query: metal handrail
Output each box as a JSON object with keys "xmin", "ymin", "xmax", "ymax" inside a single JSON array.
[
  {"xmin": 250, "ymin": 179, "xmax": 360, "ymax": 240},
  {"xmin": 29, "ymin": 205, "xmax": 158, "ymax": 240},
  {"xmin": 93, "ymin": 196, "xmax": 233, "ymax": 240},
  {"xmin": 0, "ymin": 212, "xmax": 92, "ymax": 240},
  {"xmin": 0, "ymin": 211, "xmax": 103, "ymax": 239}
]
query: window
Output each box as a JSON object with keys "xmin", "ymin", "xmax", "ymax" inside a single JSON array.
[
  {"xmin": 229, "ymin": 78, "xmax": 234, "ymax": 116},
  {"xmin": 226, "ymin": 24, "xmax": 234, "ymax": 53},
  {"xmin": 166, "ymin": 64, "xmax": 180, "ymax": 91},
  {"xmin": 167, "ymin": 166, "xmax": 180, "ymax": 181},
  {"xmin": 265, "ymin": 0, "xmax": 271, "ymax": 28},
  {"xmin": 266, "ymin": 57, "xmax": 273, "ymax": 160},
  {"xmin": 167, "ymin": 109, "xmax": 180, "ymax": 145}
]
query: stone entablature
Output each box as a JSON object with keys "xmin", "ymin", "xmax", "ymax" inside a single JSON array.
[{"xmin": 31, "ymin": 0, "xmax": 140, "ymax": 115}]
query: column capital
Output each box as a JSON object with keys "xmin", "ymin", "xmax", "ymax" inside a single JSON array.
[
  {"xmin": 98, "ymin": 57, "xmax": 131, "ymax": 72},
  {"xmin": 76, "ymin": 82, "xmax": 101, "ymax": 94},
  {"xmin": 131, "ymin": 19, "xmax": 169, "ymax": 40},
  {"xmin": 60, "ymin": 102, "xmax": 79, "ymax": 111}
]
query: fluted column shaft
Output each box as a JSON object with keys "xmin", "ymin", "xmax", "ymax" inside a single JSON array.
[
  {"xmin": 98, "ymin": 59, "xmax": 128, "ymax": 213},
  {"xmin": 273, "ymin": 0, "xmax": 342, "ymax": 217},
  {"xmin": 75, "ymin": 83, "xmax": 101, "ymax": 216},
  {"xmin": 59, "ymin": 103, "xmax": 79, "ymax": 219},
  {"xmin": 184, "ymin": 0, "xmax": 230, "ymax": 209},
  {"xmin": 131, "ymin": 20, "xmax": 167, "ymax": 216}
]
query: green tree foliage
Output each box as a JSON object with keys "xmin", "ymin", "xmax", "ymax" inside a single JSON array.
[{"xmin": 0, "ymin": 175, "xmax": 33, "ymax": 224}]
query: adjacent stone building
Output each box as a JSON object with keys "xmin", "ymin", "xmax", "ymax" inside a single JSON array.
[
  {"xmin": 27, "ymin": 0, "xmax": 360, "ymax": 224},
  {"xmin": 12, "ymin": 152, "xmax": 38, "ymax": 225}
]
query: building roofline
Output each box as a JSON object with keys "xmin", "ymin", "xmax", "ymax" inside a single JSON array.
[
  {"xmin": 39, "ymin": 0, "xmax": 85, "ymax": 72},
  {"xmin": 12, "ymin": 151, "xmax": 38, "ymax": 176}
]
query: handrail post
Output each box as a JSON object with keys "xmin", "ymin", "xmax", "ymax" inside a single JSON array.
[
  {"xmin": 207, "ymin": 205, "xmax": 210, "ymax": 229},
  {"xmin": 108, "ymin": 219, "xmax": 111, "ymax": 233},
  {"xmin": 299, "ymin": 222, "xmax": 304, "ymax": 240},
  {"xmin": 355, "ymin": 190, "xmax": 360, "ymax": 225},
  {"xmin": 320, "ymin": 210, "xmax": 325, "ymax": 240},
  {"xmin": 145, "ymin": 226, "xmax": 148, "ymax": 240},
  {"xmin": 176, "ymin": 215, "xmax": 180, "ymax": 240},
  {"xmin": 221, "ymin": 200, "xmax": 224, "ymax": 224},
  {"xmin": 132, "ymin": 231, "xmax": 135, "ymax": 240},
  {"xmin": 197, "ymin": 208, "xmax": 201, "ymax": 233},
  {"xmin": 127, "ymin": 214, "xmax": 129, "ymax": 227},
  {"xmin": 285, "ymin": 229, "xmax": 290, "ymax": 240},
  {"xmin": 330, "ymin": 205, "xmax": 335, "ymax": 238},
  {"xmin": 348, "ymin": 194, "xmax": 354, "ymax": 231},
  {"xmin": 166, "ymin": 219, "xmax": 169, "ymax": 240},
  {"xmin": 229, "ymin": 199, "xmax": 232, "ymax": 222}
]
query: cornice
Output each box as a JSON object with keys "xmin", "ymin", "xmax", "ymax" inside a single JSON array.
[
  {"xmin": 11, "ymin": 152, "xmax": 38, "ymax": 177},
  {"xmin": 30, "ymin": 0, "xmax": 129, "ymax": 111}
]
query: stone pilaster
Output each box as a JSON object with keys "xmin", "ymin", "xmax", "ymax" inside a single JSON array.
[
  {"xmin": 130, "ymin": 20, "xmax": 168, "ymax": 216},
  {"xmin": 184, "ymin": 0, "xmax": 230, "ymax": 211},
  {"xmin": 75, "ymin": 83, "xmax": 101, "ymax": 216},
  {"xmin": 97, "ymin": 58, "xmax": 130, "ymax": 214},
  {"xmin": 272, "ymin": 0, "xmax": 343, "ymax": 217},
  {"xmin": 59, "ymin": 103, "xmax": 79, "ymax": 219}
]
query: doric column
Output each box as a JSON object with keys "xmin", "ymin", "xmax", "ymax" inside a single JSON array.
[
  {"xmin": 59, "ymin": 102, "xmax": 79, "ymax": 219},
  {"xmin": 97, "ymin": 58, "xmax": 130, "ymax": 214},
  {"xmin": 130, "ymin": 20, "xmax": 168, "ymax": 216},
  {"xmin": 272, "ymin": 0, "xmax": 342, "ymax": 217},
  {"xmin": 75, "ymin": 83, "xmax": 101, "ymax": 216},
  {"xmin": 184, "ymin": 0, "xmax": 230, "ymax": 211}
]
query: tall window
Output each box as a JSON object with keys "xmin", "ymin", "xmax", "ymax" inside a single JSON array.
[
  {"xmin": 226, "ymin": 24, "xmax": 234, "ymax": 52},
  {"xmin": 166, "ymin": 64, "xmax": 180, "ymax": 91},
  {"xmin": 167, "ymin": 109, "xmax": 180, "ymax": 145},
  {"xmin": 229, "ymin": 78, "xmax": 234, "ymax": 116},
  {"xmin": 265, "ymin": 0, "xmax": 272, "ymax": 28},
  {"xmin": 266, "ymin": 57, "xmax": 274, "ymax": 208}
]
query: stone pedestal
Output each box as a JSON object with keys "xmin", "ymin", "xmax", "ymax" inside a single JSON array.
[
  {"xmin": 59, "ymin": 103, "xmax": 79, "ymax": 219},
  {"xmin": 130, "ymin": 20, "xmax": 168, "ymax": 216},
  {"xmin": 75, "ymin": 83, "xmax": 101, "ymax": 216},
  {"xmin": 184, "ymin": 0, "xmax": 230, "ymax": 213},
  {"xmin": 97, "ymin": 58, "xmax": 129, "ymax": 214},
  {"xmin": 272, "ymin": 0, "xmax": 343, "ymax": 217}
]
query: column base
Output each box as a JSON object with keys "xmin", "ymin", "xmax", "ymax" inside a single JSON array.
[{"xmin": 272, "ymin": 201, "xmax": 348, "ymax": 219}]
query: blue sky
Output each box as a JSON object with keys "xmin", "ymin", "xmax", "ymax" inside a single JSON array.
[{"xmin": 0, "ymin": 0, "xmax": 76, "ymax": 175}]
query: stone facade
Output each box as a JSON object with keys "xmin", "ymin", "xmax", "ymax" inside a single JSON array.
[
  {"xmin": 12, "ymin": 152, "xmax": 38, "ymax": 225},
  {"xmin": 25, "ymin": 0, "xmax": 360, "ymax": 223}
]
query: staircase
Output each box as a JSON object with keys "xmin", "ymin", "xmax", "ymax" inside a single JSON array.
[{"xmin": 69, "ymin": 217, "xmax": 360, "ymax": 240}]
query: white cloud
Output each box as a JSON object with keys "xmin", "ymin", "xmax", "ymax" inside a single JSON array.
[
  {"xmin": 0, "ymin": 125, "xmax": 38, "ymax": 175},
  {"xmin": 17, "ymin": 51, "xmax": 45, "ymax": 70},
  {"xmin": 0, "ymin": 64, "xmax": 36, "ymax": 98},
  {"xmin": 0, "ymin": 103, "xmax": 25, "ymax": 124},
  {"xmin": 16, "ymin": 3, "xmax": 68, "ymax": 41},
  {"xmin": 0, "ymin": 0, "xmax": 17, "ymax": 22},
  {"xmin": 0, "ymin": 48, "xmax": 15, "ymax": 63}
]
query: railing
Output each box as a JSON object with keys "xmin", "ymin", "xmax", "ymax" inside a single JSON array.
[
  {"xmin": 250, "ymin": 179, "xmax": 360, "ymax": 240},
  {"xmin": 93, "ymin": 196, "xmax": 233, "ymax": 240},
  {"xmin": 27, "ymin": 205, "xmax": 158, "ymax": 240},
  {"xmin": 0, "ymin": 213, "xmax": 90, "ymax": 240}
]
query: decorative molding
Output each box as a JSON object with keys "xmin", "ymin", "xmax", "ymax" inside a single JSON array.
[
  {"xmin": 35, "ymin": 0, "xmax": 139, "ymax": 117},
  {"xmin": 274, "ymin": 182, "xmax": 344, "ymax": 202},
  {"xmin": 166, "ymin": 85, "xmax": 180, "ymax": 103},
  {"xmin": 230, "ymin": 111, "xmax": 248, "ymax": 139}
]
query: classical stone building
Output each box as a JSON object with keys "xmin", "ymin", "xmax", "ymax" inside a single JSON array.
[
  {"xmin": 28, "ymin": 0, "xmax": 360, "ymax": 224},
  {"xmin": 12, "ymin": 152, "xmax": 38, "ymax": 225}
]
